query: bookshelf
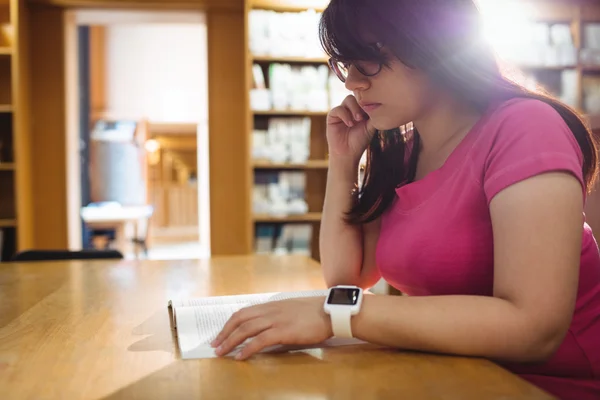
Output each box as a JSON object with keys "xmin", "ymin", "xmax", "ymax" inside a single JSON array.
[
  {"xmin": 253, "ymin": 110, "xmax": 329, "ymax": 117},
  {"xmin": 252, "ymin": 55, "xmax": 328, "ymax": 64},
  {"xmin": 253, "ymin": 212, "xmax": 322, "ymax": 223},
  {"xmin": 240, "ymin": 0, "xmax": 600, "ymax": 261},
  {"xmin": 253, "ymin": 159, "xmax": 328, "ymax": 170},
  {"xmin": 0, "ymin": 0, "xmax": 32, "ymax": 261},
  {"xmin": 0, "ymin": 218, "xmax": 16, "ymax": 228},
  {"xmin": 497, "ymin": 1, "xmax": 600, "ymax": 118},
  {"xmin": 245, "ymin": 0, "xmax": 336, "ymax": 260},
  {"xmin": 250, "ymin": 0, "xmax": 327, "ymax": 13}
]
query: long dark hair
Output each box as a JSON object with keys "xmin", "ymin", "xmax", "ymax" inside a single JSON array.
[{"xmin": 319, "ymin": 0, "xmax": 598, "ymax": 224}]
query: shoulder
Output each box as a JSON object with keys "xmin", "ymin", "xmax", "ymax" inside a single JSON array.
[
  {"xmin": 471, "ymin": 97, "xmax": 586, "ymax": 203},
  {"xmin": 485, "ymin": 97, "xmax": 572, "ymax": 137},
  {"xmin": 493, "ymin": 97, "xmax": 562, "ymax": 118},
  {"xmin": 474, "ymin": 97, "xmax": 583, "ymax": 163}
]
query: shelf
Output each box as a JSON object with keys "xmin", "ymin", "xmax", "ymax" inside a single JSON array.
[
  {"xmin": 253, "ymin": 110, "xmax": 329, "ymax": 116},
  {"xmin": 0, "ymin": 104, "xmax": 12, "ymax": 112},
  {"xmin": 582, "ymin": 66, "xmax": 600, "ymax": 73},
  {"xmin": 517, "ymin": 65, "xmax": 577, "ymax": 71},
  {"xmin": 0, "ymin": 219, "xmax": 16, "ymax": 228},
  {"xmin": 250, "ymin": 0, "xmax": 328, "ymax": 13},
  {"xmin": 253, "ymin": 160, "xmax": 328, "ymax": 169},
  {"xmin": 252, "ymin": 55, "xmax": 328, "ymax": 64},
  {"xmin": 586, "ymin": 114, "xmax": 600, "ymax": 131},
  {"xmin": 253, "ymin": 212, "xmax": 322, "ymax": 223},
  {"xmin": 0, "ymin": 162, "xmax": 14, "ymax": 170},
  {"xmin": 147, "ymin": 122, "xmax": 197, "ymax": 135}
]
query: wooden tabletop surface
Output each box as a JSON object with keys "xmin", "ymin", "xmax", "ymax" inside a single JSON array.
[{"xmin": 0, "ymin": 255, "xmax": 555, "ymax": 400}]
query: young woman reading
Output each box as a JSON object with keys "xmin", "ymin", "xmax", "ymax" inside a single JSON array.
[{"xmin": 213, "ymin": 1, "xmax": 600, "ymax": 398}]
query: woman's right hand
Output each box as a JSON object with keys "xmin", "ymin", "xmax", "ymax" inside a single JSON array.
[{"xmin": 327, "ymin": 95, "xmax": 377, "ymax": 165}]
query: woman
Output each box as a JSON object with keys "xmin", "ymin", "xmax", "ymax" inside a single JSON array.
[{"xmin": 213, "ymin": 1, "xmax": 600, "ymax": 398}]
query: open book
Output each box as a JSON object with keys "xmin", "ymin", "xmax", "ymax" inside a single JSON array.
[{"xmin": 168, "ymin": 289, "xmax": 365, "ymax": 359}]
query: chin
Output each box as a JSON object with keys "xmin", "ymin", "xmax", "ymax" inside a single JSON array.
[{"xmin": 370, "ymin": 116, "xmax": 409, "ymax": 132}]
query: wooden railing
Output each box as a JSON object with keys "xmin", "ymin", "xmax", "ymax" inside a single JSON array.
[{"xmin": 149, "ymin": 183, "xmax": 199, "ymax": 239}]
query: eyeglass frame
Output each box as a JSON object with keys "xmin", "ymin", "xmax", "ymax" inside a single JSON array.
[{"xmin": 327, "ymin": 42, "xmax": 385, "ymax": 83}]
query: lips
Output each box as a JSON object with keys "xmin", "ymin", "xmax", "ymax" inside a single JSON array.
[{"xmin": 359, "ymin": 102, "xmax": 382, "ymax": 112}]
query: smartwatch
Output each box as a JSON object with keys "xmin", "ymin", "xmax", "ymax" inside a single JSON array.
[{"xmin": 323, "ymin": 285, "xmax": 364, "ymax": 338}]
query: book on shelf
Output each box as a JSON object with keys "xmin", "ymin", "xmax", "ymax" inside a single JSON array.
[
  {"xmin": 584, "ymin": 76, "xmax": 600, "ymax": 114},
  {"xmin": 255, "ymin": 223, "xmax": 313, "ymax": 255},
  {"xmin": 248, "ymin": 7, "xmax": 350, "ymax": 112},
  {"xmin": 582, "ymin": 23, "xmax": 600, "ymax": 67},
  {"xmin": 496, "ymin": 21, "xmax": 575, "ymax": 68},
  {"xmin": 168, "ymin": 289, "xmax": 364, "ymax": 359},
  {"xmin": 493, "ymin": 20, "xmax": 582, "ymax": 108},
  {"xmin": 249, "ymin": 9, "xmax": 324, "ymax": 59},
  {"xmin": 252, "ymin": 62, "xmax": 344, "ymax": 112},
  {"xmin": 253, "ymin": 171, "xmax": 308, "ymax": 216},
  {"xmin": 253, "ymin": 117, "xmax": 311, "ymax": 164}
]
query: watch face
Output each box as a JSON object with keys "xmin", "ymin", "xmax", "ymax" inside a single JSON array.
[{"xmin": 327, "ymin": 288, "xmax": 361, "ymax": 305}]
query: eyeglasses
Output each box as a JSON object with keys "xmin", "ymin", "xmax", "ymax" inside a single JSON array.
[
  {"xmin": 328, "ymin": 58, "xmax": 383, "ymax": 83},
  {"xmin": 328, "ymin": 42, "xmax": 385, "ymax": 83}
]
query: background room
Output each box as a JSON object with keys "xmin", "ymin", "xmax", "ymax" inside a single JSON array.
[
  {"xmin": 0, "ymin": 0, "xmax": 599, "ymax": 266},
  {"xmin": 67, "ymin": 10, "xmax": 211, "ymax": 260}
]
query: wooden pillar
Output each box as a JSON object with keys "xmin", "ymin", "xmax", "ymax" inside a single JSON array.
[
  {"xmin": 12, "ymin": 0, "xmax": 34, "ymax": 251},
  {"xmin": 29, "ymin": 5, "xmax": 69, "ymax": 249},
  {"xmin": 207, "ymin": 8, "xmax": 251, "ymax": 255}
]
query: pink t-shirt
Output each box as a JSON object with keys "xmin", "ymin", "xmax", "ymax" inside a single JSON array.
[{"xmin": 376, "ymin": 98, "xmax": 600, "ymax": 399}]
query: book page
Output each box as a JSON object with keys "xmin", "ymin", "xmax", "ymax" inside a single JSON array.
[
  {"xmin": 169, "ymin": 289, "xmax": 328, "ymax": 308},
  {"xmin": 174, "ymin": 301, "xmax": 364, "ymax": 359},
  {"xmin": 175, "ymin": 303, "xmax": 247, "ymax": 359},
  {"xmin": 170, "ymin": 289, "xmax": 365, "ymax": 359}
]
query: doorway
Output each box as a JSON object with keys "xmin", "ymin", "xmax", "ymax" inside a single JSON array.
[{"xmin": 65, "ymin": 9, "xmax": 211, "ymax": 259}]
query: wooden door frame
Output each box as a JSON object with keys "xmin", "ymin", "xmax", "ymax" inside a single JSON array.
[{"xmin": 64, "ymin": 8, "xmax": 211, "ymax": 254}]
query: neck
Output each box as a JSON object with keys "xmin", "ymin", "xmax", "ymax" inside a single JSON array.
[{"xmin": 412, "ymin": 93, "xmax": 482, "ymax": 154}]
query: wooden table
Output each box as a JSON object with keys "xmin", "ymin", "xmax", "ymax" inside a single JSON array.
[{"xmin": 0, "ymin": 255, "xmax": 555, "ymax": 399}]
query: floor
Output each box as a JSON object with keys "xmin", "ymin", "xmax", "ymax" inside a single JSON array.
[{"xmin": 125, "ymin": 240, "xmax": 209, "ymax": 260}]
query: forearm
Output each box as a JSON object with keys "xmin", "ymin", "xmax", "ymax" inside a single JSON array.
[
  {"xmin": 352, "ymin": 294, "xmax": 564, "ymax": 363},
  {"xmin": 320, "ymin": 160, "xmax": 366, "ymax": 287}
]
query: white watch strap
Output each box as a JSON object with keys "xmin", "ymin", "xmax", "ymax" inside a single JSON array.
[{"xmin": 330, "ymin": 307, "xmax": 353, "ymax": 338}]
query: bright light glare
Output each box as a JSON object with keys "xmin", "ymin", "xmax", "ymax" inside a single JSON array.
[
  {"xmin": 477, "ymin": 0, "xmax": 535, "ymax": 62},
  {"xmin": 144, "ymin": 139, "xmax": 160, "ymax": 153}
]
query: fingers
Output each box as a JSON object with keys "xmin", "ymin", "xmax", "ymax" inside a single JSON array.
[
  {"xmin": 342, "ymin": 95, "xmax": 368, "ymax": 122},
  {"xmin": 212, "ymin": 306, "xmax": 261, "ymax": 348},
  {"xmin": 214, "ymin": 317, "xmax": 273, "ymax": 357},
  {"xmin": 328, "ymin": 95, "xmax": 368, "ymax": 127},
  {"xmin": 328, "ymin": 105, "xmax": 355, "ymax": 127},
  {"xmin": 235, "ymin": 329, "xmax": 283, "ymax": 360}
]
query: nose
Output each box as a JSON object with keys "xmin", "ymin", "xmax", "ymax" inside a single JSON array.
[{"xmin": 344, "ymin": 65, "xmax": 370, "ymax": 92}]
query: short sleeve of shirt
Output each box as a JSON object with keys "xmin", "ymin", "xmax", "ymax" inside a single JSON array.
[{"xmin": 483, "ymin": 99, "xmax": 585, "ymax": 204}]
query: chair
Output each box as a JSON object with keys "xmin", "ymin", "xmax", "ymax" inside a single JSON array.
[
  {"xmin": 11, "ymin": 249, "xmax": 124, "ymax": 262},
  {"xmin": 88, "ymin": 228, "xmax": 117, "ymax": 250},
  {"xmin": 131, "ymin": 213, "xmax": 152, "ymax": 258}
]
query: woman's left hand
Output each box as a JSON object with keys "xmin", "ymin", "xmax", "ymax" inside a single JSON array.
[{"xmin": 211, "ymin": 296, "xmax": 333, "ymax": 360}]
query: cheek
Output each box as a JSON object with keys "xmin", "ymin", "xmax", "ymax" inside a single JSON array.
[{"xmin": 371, "ymin": 68, "xmax": 430, "ymax": 128}]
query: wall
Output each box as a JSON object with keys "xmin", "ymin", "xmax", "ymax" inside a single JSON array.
[
  {"xmin": 28, "ymin": 0, "xmax": 243, "ymax": 11},
  {"xmin": 101, "ymin": 22, "xmax": 208, "ymax": 123}
]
